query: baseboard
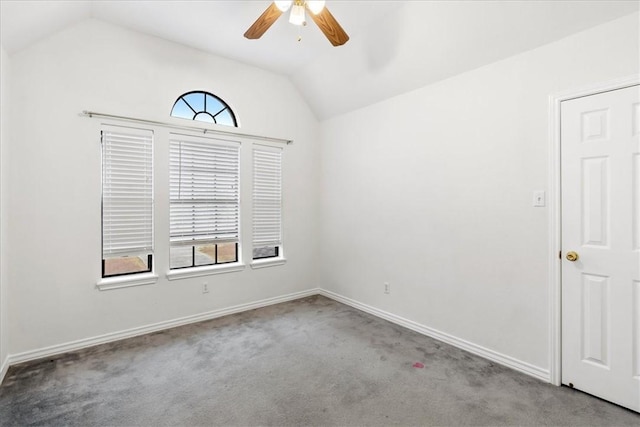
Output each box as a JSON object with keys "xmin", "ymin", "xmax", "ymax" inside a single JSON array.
[
  {"xmin": 5, "ymin": 288, "xmax": 320, "ymax": 370},
  {"xmin": 0, "ymin": 354, "xmax": 8, "ymax": 385},
  {"xmin": 318, "ymin": 289, "xmax": 550, "ymax": 383}
]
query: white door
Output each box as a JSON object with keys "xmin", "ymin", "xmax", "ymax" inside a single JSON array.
[{"xmin": 561, "ymin": 84, "xmax": 640, "ymax": 412}]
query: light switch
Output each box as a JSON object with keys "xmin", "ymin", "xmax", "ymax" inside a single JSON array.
[{"xmin": 533, "ymin": 190, "xmax": 546, "ymax": 207}]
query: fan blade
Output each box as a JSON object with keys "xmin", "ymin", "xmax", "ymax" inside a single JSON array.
[
  {"xmin": 307, "ymin": 6, "xmax": 349, "ymax": 46},
  {"xmin": 244, "ymin": 3, "xmax": 283, "ymax": 39}
]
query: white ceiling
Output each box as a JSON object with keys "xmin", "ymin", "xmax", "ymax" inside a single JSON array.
[{"xmin": 1, "ymin": 1, "xmax": 638, "ymax": 119}]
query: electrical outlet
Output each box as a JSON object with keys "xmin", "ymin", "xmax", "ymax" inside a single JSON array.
[
  {"xmin": 384, "ymin": 282, "xmax": 390, "ymax": 294},
  {"xmin": 202, "ymin": 282, "xmax": 209, "ymax": 294}
]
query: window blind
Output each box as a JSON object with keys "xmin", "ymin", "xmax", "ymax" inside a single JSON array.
[
  {"xmin": 170, "ymin": 136, "xmax": 240, "ymax": 246},
  {"xmin": 252, "ymin": 146, "xmax": 282, "ymax": 248},
  {"xmin": 101, "ymin": 128, "xmax": 154, "ymax": 257}
]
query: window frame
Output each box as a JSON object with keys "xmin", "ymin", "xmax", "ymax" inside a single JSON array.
[
  {"xmin": 95, "ymin": 96, "xmax": 291, "ymax": 288},
  {"xmin": 169, "ymin": 243, "xmax": 239, "ymax": 270},
  {"xmin": 251, "ymin": 144, "xmax": 285, "ymax": 269},
  {"xmin": 168, "ymin": 133, "xmax": 243, "ymax": 275},
  {"xmin": 102, "ymin": 254, "xmax": 153, "ymax": 278},
  {"xmin": 98, "ymin": 124, "xmax": 158, "ymax": 290},
  {"xmin": 170, "ymin": 91, "xmax": 238, "ymax": 127}
]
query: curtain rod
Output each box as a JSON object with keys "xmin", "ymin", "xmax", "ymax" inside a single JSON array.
[{"xmin": 81, "ymin": 110, "xmax": 293, "ymax": 145}]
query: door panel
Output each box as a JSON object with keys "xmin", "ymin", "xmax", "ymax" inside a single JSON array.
[
  {"xmin": 581, "ymin": 157, "xmax": 609, "ymax": 247},
  {"xmin": 581, "ymin": 274, "xmax": 609, "ymax": 367},
  {"xmin": 561, "ymin": 84, "xmax": 640, "ymax": 412},
  {"xmin": 581, "ymin": 108, "xmax": 609, "ymax": 142}
]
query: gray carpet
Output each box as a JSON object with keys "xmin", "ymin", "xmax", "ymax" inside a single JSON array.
[{"xmin": 0, "ymin": 295, "xmax": 638, "ymax": 426}]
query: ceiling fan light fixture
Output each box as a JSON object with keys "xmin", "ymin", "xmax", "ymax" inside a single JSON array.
[
  {"xmin": 274, "ymin": 1, "xmax": 293, "ymax": 12},
  {"xmin": 306, "ymin": 1, "xmax": 325, "ymax": 15},
  {"xmin": 245, "ymin": 1, "xmax": 349, "ymax": 47},
  {"xmin": 289, "ymin": 4, "xmax": 306, "ymax": 26}
]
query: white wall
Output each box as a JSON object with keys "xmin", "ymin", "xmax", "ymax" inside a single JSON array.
[
  {"xmin": 320, "ymin": 12, "xmax": 639, "ymax": 373},
  {"xmin": 0, "ymin": 45, "xmax": 9, "ymax": 369},
  {"xmin": 5, "ymin": 8, "xmax": 638, "ymax": 376},
  {"xmin": 7, "ymin": 19, "xmax": 320, "ymax": 355}
]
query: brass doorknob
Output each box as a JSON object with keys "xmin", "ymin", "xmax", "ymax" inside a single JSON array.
[{"xmin": 566, "ymin": 251, "xmax": 579, "ymax": 262}]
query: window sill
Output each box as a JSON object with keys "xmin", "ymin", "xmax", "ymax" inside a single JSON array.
[
  {"xmin": 166, "ymin": 263, "xmax": 245, "ymax": 281},
  {"xmin": 250, "ymin": 257, "xmax": 287, "ymax": 269},
  {"xmin": 96, "ymin": 273, "xmax": 158, "ymax": 291}
]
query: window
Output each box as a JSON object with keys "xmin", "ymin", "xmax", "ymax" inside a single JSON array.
[
  {"xmin": 252, "ymin": 146, "xmax": 283, "ymax": 260},
  {"xmin": 169, "ymin": 134, "xmax": 240, "ymax": 269},
  {"xmin": 170, "ymin": 91, "xmax": 237, "ymax": 127},
  {"xmin": 101, "ymin": 127, "xmax": 154, "ymax": 278}
]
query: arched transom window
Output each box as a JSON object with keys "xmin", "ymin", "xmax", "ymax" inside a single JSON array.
[{"xmin": 171, "ymin": 91, "xmax": 237, "ymax": 127}]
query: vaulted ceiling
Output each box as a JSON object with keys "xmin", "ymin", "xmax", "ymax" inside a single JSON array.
[{"xmin": 1, "ymin": 1, "xmax": 638, "ymax": 119}]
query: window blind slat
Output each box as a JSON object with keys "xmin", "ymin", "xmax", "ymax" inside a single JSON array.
[{"xmin": 102, "ymin": 129, "xmax": 154, "ymax": 258}]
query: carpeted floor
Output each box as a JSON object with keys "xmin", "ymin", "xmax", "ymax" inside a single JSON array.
[{"xmin": 1, "ymin": 295, "xmax": 638, "ymax": 426}]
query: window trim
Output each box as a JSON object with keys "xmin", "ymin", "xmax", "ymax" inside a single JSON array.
[
  {"xmin": 101, "ymin": 125, "xmax": 155, "ymax": 279},
  {"xmin": 250, "ymin": 257, "xmax": 286, "ymax": 269},
  {"xmin": 96, "ymin": 272, "xmax": 159, "ymax": 291},
  {"xmin": 166, "ymin": 262, "xmax": 245, "ymax": 281}
]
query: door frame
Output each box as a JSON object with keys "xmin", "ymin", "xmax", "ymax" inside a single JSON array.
[{"xmin": 548, "ymin": 74, "xmax": 639, "ymax": 386}]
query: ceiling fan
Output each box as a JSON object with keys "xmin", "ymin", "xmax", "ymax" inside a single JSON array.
[{"xmin": 244, "ymin": 1, "xmax": 349, "ymax": 47}]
